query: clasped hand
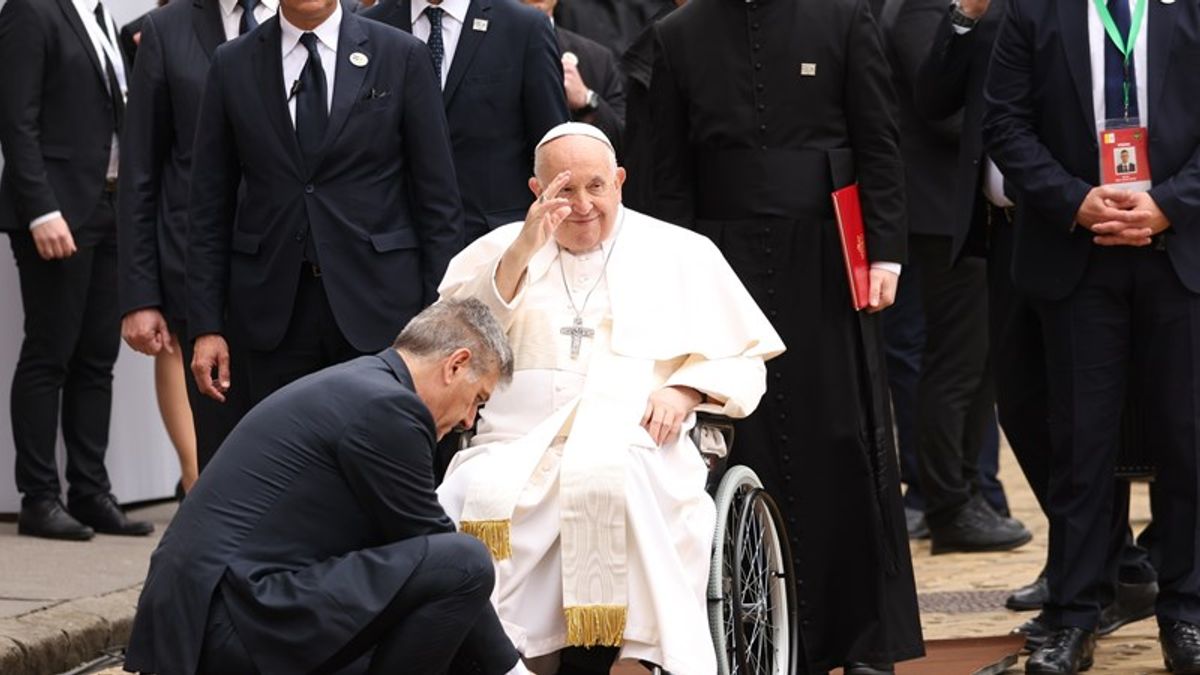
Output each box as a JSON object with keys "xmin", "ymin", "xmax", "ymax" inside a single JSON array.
[
  {"xmin": 1077, "ymin": 186, "xmax": 1170, "ymax": 246},
  {"xmin": 640, "ymin": 385, "xmax": 704, "ymax": 447}
]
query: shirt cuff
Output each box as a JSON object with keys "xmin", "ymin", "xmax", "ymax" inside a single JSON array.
[
  {"xmin": 870, "ymin": 261, "xmax": 902, "ymax": 277},
  {"xmin": 29, "ymin": 211, "xmax": 62, "ymax": 230}
]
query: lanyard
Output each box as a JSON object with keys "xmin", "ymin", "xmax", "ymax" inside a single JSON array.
[{"xmin": 1093, "ymin": 0, "xmax": 1147, "ymax": 118}]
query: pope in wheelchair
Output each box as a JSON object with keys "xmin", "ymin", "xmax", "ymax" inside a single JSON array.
[{"xmin": 436, "ymin": 123, "xmax": 785, "ymax": 675}]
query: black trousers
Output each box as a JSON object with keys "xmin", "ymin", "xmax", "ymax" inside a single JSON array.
[
  {"xmin": 908, "ymin": 234, "xmax": 992, "ymax": 524},
  {"xmin": 9, "ymin": 194, "xmax": 119, "ymax": 504},
  {"xmin": 171, "ymin": 317, "xmax": 251, "ymax": 472},
  {"xmin": 1036, "ymin": 244, "xmax": 1200, "ymax": 630},
  {"xmin": 245, "ymin": 266, "xmax": 365, "ymax": 407},
  {"xmin": 988, "ymin": 208, "xmax": 1154, "ymax": 585},
  {"xmin": 198, "ymin": 533, "xmax": 518, "ymax": 675}
]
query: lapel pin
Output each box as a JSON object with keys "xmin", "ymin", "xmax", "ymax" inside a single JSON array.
[
  {"xmin": 800, "ymin": 63, "xmax": 817, "ymax": 77},
  {"xmin": 349, "ymin": 52, "xmax": 369, "ymax": 67},
  {"xmin": 562, "ymin": 51, "xmax": 579, "ymax": 67},
  {"xmin": 472, "ymin": 18, "xmax": 489, "ymax": 32}
]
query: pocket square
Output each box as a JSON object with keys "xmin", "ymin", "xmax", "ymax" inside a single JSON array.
[{"xmin": 365, "ymin": 88, "xmax": 391, "ymax": 100}]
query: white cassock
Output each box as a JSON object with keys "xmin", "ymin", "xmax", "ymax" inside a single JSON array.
[{"xmin": 437, "ymin": 208, "xmax": 784, "ymax": 675}]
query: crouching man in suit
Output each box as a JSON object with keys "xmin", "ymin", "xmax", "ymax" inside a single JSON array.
[{"xmin": 124, "ymin": 299, "xmax": 531, "ymax": 675}]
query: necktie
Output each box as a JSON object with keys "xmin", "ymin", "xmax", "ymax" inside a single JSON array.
[
  {"xmin": 1104, "ymin": 0, "xmax": 1139, "ymax": 119},
  {"xmin": 92, "ymin": 2, "xmax": 124, "ymax": 132},
  {"xmin": 425, "ymin": 6, "xmax": 445, "ymax": 84},
  {"xmin": 295, "ymin": 32, "xmax": 328, "ymax": 161},
  {"xmin": 239, "ymin": 0, "xmax": 260, "ymax": 35}
]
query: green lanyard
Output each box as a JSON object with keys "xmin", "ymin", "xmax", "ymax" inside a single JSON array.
[{"xmin": 1093, "ymin": 0, "xmax": 1148, "ymax": 119}]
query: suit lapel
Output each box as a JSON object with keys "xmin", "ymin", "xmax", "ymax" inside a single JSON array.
[
  {"xmin": 443, "ymin": 0, "xmax": 490, "ymax": 106},
  {"xmin": 1057, "ymin": 0, "xmax": 1094, "ymax": 128},
  {"xmin": 393, "ymin": 0, "xmax": 415, "ymax": 31},
  {"xmin": 253, "ymin": 19, "xmax": 305, "ymax": 170},
  {"xmin": 55, "ymin": 0, "xmax": 107, "ymax": 90},
  {"xmin": 316, "ymin": 13, "xmax": 370, "ymax": 161},
  {"xmin": 193, "ymin": 0, "xmax": 227, "ymax": 58},
  {"xmin": 1146, "ymin": 0, "xmax": 1177, "ymax": 122}
]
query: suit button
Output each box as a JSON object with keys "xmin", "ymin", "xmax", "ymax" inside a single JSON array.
[
  {"xmin": 305, "ymin": 184, "xmax": 315, "ymax": 194},
  {"xmin": 756, "ymin": 83, "xmax": 764, "ymax": 91},
  {"xmin": 782, "ymin": 453, "xmax": 791, "ymax": 462}
]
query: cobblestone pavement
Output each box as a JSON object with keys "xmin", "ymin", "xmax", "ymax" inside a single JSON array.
[{"xmin": 912, "ymin": 446, "xmax": 1161, "ymax": 674}]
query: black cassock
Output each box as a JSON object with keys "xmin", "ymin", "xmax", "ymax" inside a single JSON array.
[{"xmin": 646, "ymin": 0, "xmax": 923, "ymax": 669}]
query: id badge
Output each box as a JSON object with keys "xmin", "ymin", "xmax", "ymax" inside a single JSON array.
[{"xmin": 1099, "ymin": 118, "xmax": 1151, "ymax": 191}]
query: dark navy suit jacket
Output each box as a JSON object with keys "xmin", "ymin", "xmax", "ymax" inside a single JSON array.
[
  {"xmin": 118, "ymin": 0, "xmax": 229, "ymax": 322},
  {"xmin": 187, "ymin": 11, "xmax": 464, "ymax": 351},
  {"xmin": 983, "ymin": 0, "xmax": 1200, "ymax": 299},
  {"xmin": 364, "ymin": 0, "xmax": 568, "ymax": 240},
  {"xmin": 125, "ymin": 350, "xmax": 491, "ymax": 674}
]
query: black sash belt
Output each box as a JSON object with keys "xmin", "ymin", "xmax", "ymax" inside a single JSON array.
[{"xmin": 693, "ymin": 148, "xmax": 838, "ymax": 221}]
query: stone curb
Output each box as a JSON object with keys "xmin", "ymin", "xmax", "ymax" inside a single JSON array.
[{"xmin": 0, "ymin": 585, "xmax": 141, "ymax": 675}]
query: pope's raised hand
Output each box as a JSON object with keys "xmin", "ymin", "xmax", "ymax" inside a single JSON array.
[{"xmin": 517, "ymin": 170, "xmax": 573, "ymax": 254}]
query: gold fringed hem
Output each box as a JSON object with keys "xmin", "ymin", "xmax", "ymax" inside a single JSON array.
[
  {"xmin": 564, "ymin": 605, "xmax": 628, "ymax": 647},
  {"xmin": 460, "ymin": 519, "xmax": 512, "ymax": 560}
]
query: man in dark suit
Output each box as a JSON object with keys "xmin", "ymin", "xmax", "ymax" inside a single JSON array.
[
  {"xmin": 119, "ymin": 0, "xmax": 276, "ymax": 477},
  {"xmin": 519, "ymin": 0, "xmax": 625, "ymax": 154},
  {"xmin": 919, "ymin": 0, "xmax": 1159, "ymax": 647},
  {"xmin": 1116, "ymin": 149, "xmax": 1137, "ymax": 174},
  {"xmin": 984, "ymin": 0, "xmax": 1200, "ymax": 671},
  {"xmin": 187, "ymin": 0, "xmax": 463, "ymax": 407},
  {"xmin": 125, "ymin": 299, "xmax": 528, "ymax": 675},
  {"xmin": 363, "ymin": 0, "xmax": 568, "ymax": 242},
  {"xmin": 0, "ymin": 0, "xmax": 153, "ymax": 540},
  {"xmin": 881, "ymin": 0, "xmax": 1030, "ymax": 555}
]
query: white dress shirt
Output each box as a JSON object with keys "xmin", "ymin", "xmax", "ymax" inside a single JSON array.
[
  {"xmin": 219, "ymin": 0, "xmax": 280, "ymax": 41},
  {"xmin": 32, "ymin": 0, "xmax": 127, "ymax": 229},
  {"xmin": 1088, "ymin": 0, "xmax": 1149, "ymax": 126},
  {"xmin": 280, "ymin": 3, "xmax": 341, "ymax": 126},
  {"xmin": 411, "ymin": 0, "xmax": 471, "ymax": 86}
]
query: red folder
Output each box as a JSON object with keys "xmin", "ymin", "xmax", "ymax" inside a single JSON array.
[{"xmin": 831, "ymin": 183, "xmax": 870, "ymax": 311}]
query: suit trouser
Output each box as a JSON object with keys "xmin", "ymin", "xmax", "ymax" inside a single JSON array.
[
  {"xmin": 885, "ymin": 265, "xmax": 1009, "ymax": 515},
  {"xmin": 171, "ymin": 317, "xmax": 251, "ymax": 472},
  {"xmin": 245, "ymin": 265, "xmax": 365, "ymax": 407},
  {"xmin": 988, "ymin": 209, "xmax": 1155, "ymax": 585},
  {"xmin": 198, "ymin": 533, "xmax": 519, "ymax": 675},
  {"xmin": 908, "ymin": 234, "xmax": 992, "ymax": 525},
  {"xmin": 8, "ymin": 193, "xmax": 119, "ymax": 505},
  {"xmin": 1036, "ymin": 245, "xmax": 1200, "ymax": 630}
]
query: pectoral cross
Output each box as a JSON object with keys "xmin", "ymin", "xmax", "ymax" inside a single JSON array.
[{"xmin": 560, "ymin": 316, "xmax": 595, "ymax": 359}]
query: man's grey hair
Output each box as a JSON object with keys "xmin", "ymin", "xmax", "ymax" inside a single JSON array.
[{"xmin": 393, "ymin": 298, "xmax": 514, "ymax": 383}]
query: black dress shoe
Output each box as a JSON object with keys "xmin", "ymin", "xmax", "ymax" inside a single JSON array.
[
  {"xmin": 1008, "ymin": 573, "xmax": 1049, "ymax": 611},
  {"xmin": 905, "ymin": 507, "xmax": 930, "ymax": 540},
  {"xmin": 1013, "ymin": 612, "xmax": 1051, "ymax": 652},
  {"xmin": 1098, "ymin": 580, "xmax": 1157, "ymax": 636},
  {"xmin": 1025, "ymin": 627, "xmax": 1095, "ymax": 674},
  {"xmin": 929, "ymin": 495, "xmax": 1033, "ymax": 554},
  {"xmin": 845, "ymin": 663, "xmax": 894, "ymax": 674},
  {"xmin": 69, "ymin": 493, "xmax": 154, "ymax": 536},
  {"xmin": 1161, "ymin": 620, "xmax": 1200, "ymax": 675},
  {"xmin": 18, "ymin": 498, "xmax": 94, "ymax": 541}
]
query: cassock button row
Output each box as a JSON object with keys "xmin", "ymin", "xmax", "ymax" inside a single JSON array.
[
  {"xmin": 757, "ymin": 104, "xmax": 766, "ymax": 112},
  {"xmin": 782, "ymin": 454, "xmax": 791, "ymax": 462},
  {"xmin": 755, "ymin": 63, "xmax": 763, "ymax": 71},
  {"xmin": 756, "ymin": 83, "xmax": 765, "ymax": 91},
  {"xmin": 753, "ymin": 42, "xmax": 761, "ymax": 51},
  {"xmin": 752, "ymin": 22, "xmax": 760, "ymax": 30}
]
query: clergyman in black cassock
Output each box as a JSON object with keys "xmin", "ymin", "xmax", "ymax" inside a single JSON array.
[
  {"xmin": 646, "ymin": 0, "xmax": 923, "ymax": 670},
  {"xmin": 125, "ymin": 301, "xmax": 522, "ymax": 675}
]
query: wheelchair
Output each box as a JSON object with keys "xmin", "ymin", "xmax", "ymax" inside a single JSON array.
[
  {"xmin": 444, "ymin": 413, "xmax": 799, "ymax": 675},
  {"xmin": 694, "ymin": 413, "xmax": 799, "ymax": 675}
]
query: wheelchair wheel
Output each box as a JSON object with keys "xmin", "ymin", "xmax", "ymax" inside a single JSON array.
[{"xmin": 708, "ymin": 465, "xmax": 797, "ymax": 675}]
